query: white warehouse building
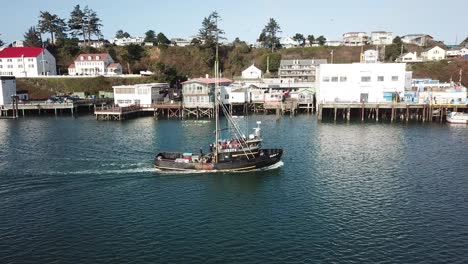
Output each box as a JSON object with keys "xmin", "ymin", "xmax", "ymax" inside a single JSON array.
[
  {"xmin": 113, "ymin": 83, "xmax": 170, "ymax": 107},
  {"xmin": 316, "ymin": 63, "xmax": 409, "ymax": 104}
]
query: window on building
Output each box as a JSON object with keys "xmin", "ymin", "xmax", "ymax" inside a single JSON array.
[
  {"xmin": 391, "ymin": 76, "xmax": 398, "ymax": 81},
  {"xmin": 331, "ymin": 77, "xmax": 338, "ymax": 82},
  {"xmin": 225, "ymin": 94, "xmax": 229, "ymax": 99},
  {"xmin": 197, "ymin": 86, "xmax": 202, "ymax": 91},
  {"xmin": 29, "ymin": 64, "xmax": 34, "ymax": 68},
  {"xmin": 17, "ymin": 58, "xmax": 22, "ymax": 62},
  {"xmin": 28, "ymin": 58, "xmax": 33, "ymax": 62},
  {"xmin": 7, "ymin": 65, "xmax": 13, "ymax": 68},
  {"xmin": 340, "ymin": 76, "xmax": 347, "ymax": 82},
  {"xmin": 7, "ymin": 59, "xmax": 12, "ymax": 62},
  {"xmin": 18, "ymin": 65, "xmax": 23, "ymax": 68},
  {"xmin": 361, "ymin": 76, "xmax": 371, "ymax": 82},
  {"xmin": 378, "ymin": 76, "xmax": 384, "ymax": 81},
  {"xmin": 323, "ymin": 77, "xmax": 330, "ymax": 82}
]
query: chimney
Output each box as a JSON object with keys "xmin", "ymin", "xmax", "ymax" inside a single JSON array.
[{"xmin": 205, "ymin": 74, "xmax": 209, "ymax": 78}]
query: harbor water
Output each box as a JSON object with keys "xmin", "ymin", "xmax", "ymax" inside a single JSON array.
[{"xmin": 1, "ymin": 115, "xmax": 467, "ymax": 263}]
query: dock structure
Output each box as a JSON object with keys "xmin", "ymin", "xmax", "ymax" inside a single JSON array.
[
  {"xmin": 317, "ymin": 102, "xmax": 467, "ymax": 122},
  {"xmin": 95, "ymin": 105, "xmax": 142, "ymax": 120},
  {"xmin": 1, "ymin": 99, "xmax": 110, "ymax": 117},
  {"xmin": 152, "ymin": 101, "xmax": 183, "ymax": 118}
]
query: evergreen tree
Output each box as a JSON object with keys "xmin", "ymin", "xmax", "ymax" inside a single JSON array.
[
  {"xmin": 68, "ymin": 5, "xmax": 86, "ymax": 43},
  {"xmin": 24, "ymin": 26, "xmax": 42, "ymax": 47},
  {"xmin": 144, "ymin": 30, "xmax": 156, "ymax": 43},
  {"xmin": 115, "ymin": 30, "xmax": 130, "ymax": 38},
  {"xmin": 292, "ymin": 33, "xmax": 305, "ymax": 46},
  {"xmin": 84, "ymin": 6, "xmax": 102, "ymax": 43},
  {"xmin": 156, "ymin": 32, "xmax": 170, "ymax": 45},
  {"xmin": 316, "ymin": 35, "xmax": 326, "ymax": 46},
  {"xmin": 38, "ymin": 11, "xmax": 67, "ymax": 44},
  {"xmin": 0, "ymin": 36, "xmax": 4, "ymax": 47},
  {"xmin": 198, "ymin": 11, "xmax": 225, "ymax": 48},
  {"xmin": 307, "ymin": 35, "xmax": 315, "ymax": 46},
  {"xmin": 260, "ymin": 18, "xmax": 281, "ymax": 52}
]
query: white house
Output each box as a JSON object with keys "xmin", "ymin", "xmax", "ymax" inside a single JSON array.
[
  {"xmin": 370, "ymin": 31, "xmax": 393, "ymax": 45},
  {"xmin": 421, "ymin": 46, "xmax": 446, "ymax": 61},
  {"xmin": 241, "ymin": 64, "xmax": 262, "ymax": 79},
  {"xmin": 396, "ymin": 52, "xmax": 422, "ymax": 62},
  {"xmin": 325, "ymin": 40, "xmax": 342, "ymax": 47},
  {"xmin": 11, "ymin": 40, "xmax": 24, "ymax": 47},
  {"xmin": 182, "ymin": 77, "xmax": 233, "ymax": 108},
  {"xmin": 343, "ymin": 32, "xmax": 369, "ymax": 46},
  {"xmin": 68, "ymin": 53, "xmax": 122, "ymax": 76},
  {"xmin": 362, "ymin": 50, "xmax": 379, "ymax": 63},
  {"xmin": 0, "ymin": 47, "xmax": 56, "ymax": 77},
  {"xmin": 401, "ymin": 34, "xmax": 433, "ymax": 46},
  {"xmin": 280, "ymin": 37, "xmax": 300, "ymax": 49},
  {"xmin": 171, "ymin": 38, "xmax": 193, "ymax": 47},
  {"xmin": 0, "ymin": 76, "xmax": 16, "ymax": 105},
  {"xmin": 279, "ymin": 59, "xmax": 327, "ymax": 82},
  {"xmin": 111, "ymin": 37, "xmax": 144, "ymax": 46},
  {"xmin": 316, "ymin": 63, "xmax": 408, "ymax": 103},
  {"xmin": 220, "ymin": 86, "xmax": 247, "ymax": 105},
  {"xmin": 78, "ymin": 40, "xmax": 106, "ymax": 49},
  {"xmin": 446, "ymin": 48, "xmax": 468, "ymax": 57},
  {"xmin": 113, "ymin": 83, "xmax": 170, "ymax": 107}
]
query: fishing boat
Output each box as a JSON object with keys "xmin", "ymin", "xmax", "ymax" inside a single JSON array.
[
  {"xmin": 154, "ymin": 33, "xmax": 283, "ymax": 172},
  {"xmin": 446, "ymin": 112, "xmax": 468, "ymax": 124}
]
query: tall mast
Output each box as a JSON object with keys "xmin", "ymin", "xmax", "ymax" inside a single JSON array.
[{"xmin": 214, "ymin": 14, "xmax": 219, "ymax": 163}]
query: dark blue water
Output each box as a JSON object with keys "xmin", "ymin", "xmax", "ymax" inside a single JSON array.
[{"xmin": 1, "ymin": 115, "xmax": 467, "ymax": 263}]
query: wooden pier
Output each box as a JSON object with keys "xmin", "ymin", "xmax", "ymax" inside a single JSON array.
[
  {"xmin": 1, "ymin": 99, "xmax": 110, "ymax": 118},
  {"xmin": 317, "ymin": 102, "xmax": 467, "ymax": 122}
]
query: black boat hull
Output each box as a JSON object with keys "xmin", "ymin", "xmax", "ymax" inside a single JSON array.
[{"xmin": 155, "ymin": 149, "xmax": 283, "ymax": 172}]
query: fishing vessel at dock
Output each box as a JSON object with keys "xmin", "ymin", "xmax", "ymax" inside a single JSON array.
[
  {"xmin": 154, "ymin": 33, "xmax": 283, "ymax": 172},
  {"xmin": 446, "ymin": 112, "xmax": 468, "ymax": 124}
]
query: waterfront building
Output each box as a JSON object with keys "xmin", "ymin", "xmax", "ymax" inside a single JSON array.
[
  {"xmin": 221, "ymin": 86, "xmax": 247, "ymax": 105},
  {"xmin": 113, "ymin": 83, "xmax": 170, "ymax": 107},
  {"xmin": 342, "ymin": 32, "xmax": 369, "ymax": 46},
  {"xmin": 370, "ymin": 31, "xmax": 393, "ymax": 45},
  {"xmin": 421, "ymin": 46, "xmax": 446, "ymax": 61},
  {"xmin": 316, "ymin": 63, "xmax": 408, "ymax": 103},
  {"xmin": 182, "ymin": 77, "xmax": 233, "ymax": 108},
  {"xmin": 0, "ymin": 76, "xmax": 16, "ymax": 105},
  {"xmin": 241, "ymin": 64, "xmax": 262, "ymax": 79},
  {"xmin": 68, "ymin": 53, "xmax": 122, "ymax": 76},
  {"xmin": 396, "ymin": 52, "xmax": 423, "ymax": 63},
  {"xmin": 278, "ymin": 59, "xmax": 327, "ymax": 82},
  {"xmin": 111, "ymin": 37, "xmax": 145, "ymax": 46},
  {"xmin": 401, "ymin": 34, "xmax": 433, "ymax": 46},
  {"xmin": 362, "ymin": 50, "xmax": 379, "ymax": 63},
  {"xmin": 411, "ymin": 78, "xmax": 467, "ymax": 104},
  {"xmin": 0, "ymin": 47, "xmax": 57, "ymax": 77}
]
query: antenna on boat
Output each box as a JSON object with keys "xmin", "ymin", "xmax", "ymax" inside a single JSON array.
[{"xmin": 214, "ymin": 12, "xmax": 220, "ymax": 163}]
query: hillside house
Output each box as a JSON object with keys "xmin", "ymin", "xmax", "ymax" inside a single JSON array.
[
  {"xmin": 343, "ymin": 32, "xmax": 369, "ymax": 46},
  {"xmin": 279, "ymin": 59, "xmax": 327, "ymax": 82},
  {"xmin": 421, "ymin": 46, "xmax": 446, "ymax": 61},
  {"xmin": 370, "ymin": 31, "xmax": 393, "ymax": 45},
  {"xmin": 241, "ymin": 64, "xmax": 262, "ymax": 79},
  {"xmin": 111, "ymin": 37, "xmax": 144, "ymax": 46},
  {"xmin": 280, "ymin": 37, "xmax": 300, "ymax": 49},
  {"xmin": 68, "ymin": 53, "xmax": 122, "ymax": 76},
  {"xmin": 362, "ymin": 50, "xmax": 378, "ymax": 63},
  {"xmin": 396, "ymin": 52, "xmax": 422, "ymax": 63},
  {"xmin": 401, "ymin": 34, "xmax": 433, "ymax": 46}
]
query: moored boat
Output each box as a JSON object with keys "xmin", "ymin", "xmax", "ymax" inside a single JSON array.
[{"xmin": 447, "ymin": 112, "xmax": 468, "ymax": 124}]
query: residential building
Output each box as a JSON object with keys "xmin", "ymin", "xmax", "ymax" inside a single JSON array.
[
  {"xmin": 280, "ymin": 37, "xmax": 300, "ymax": 49},
  {"xmin": 0, "ymin": 76, "xmax": 16, "ymax": 105},
  {"xmin": 279, "ymin": 59, "xmax": 327, "ymax": 82},
  {"xmin": 68, "ymin": 53, "xmax": 122, "ymax": 76},
  {"xmin": 362, "ymin": 50, "xmax": 378, "ymax": 63},
  {"xmin": 325, "ymin": 40, "xmax": 342, "ymax": 47},
  {"xmin": 401, "ymin": 34, "xmax": 433, "ymax": 46},
  {"xmin": 113, "ymin": 83, "xmax": 170, "ymax": 107},
  {"xmin": 316, "ymin": 63, "xmax": 408, "ymax": 103},
  {"xmin": 0, "ymin": 47, "xmax": 56, "ymax": 77},
  {"xmin": 370, "ymin": 31, "xmax": 393, "ymax": 45},
  {"xmin": 171, "ymin": 38, "xmax": 193, "ymax": 47},
  {"xmin": 111, "ymin": 37, "xmax": 144, "ymax": 46},
  {"xmin": 421, "ymin": 46, "xmax": 446, "ymax": 61},
  {"xmin": 342, "ymin": 32, "xmax": 369, "ymax": 46},
  {"xmin": 446, "ymin": 48, "xmax": 468, "ymax": 57},
  {"xmin": 182, "ymin": 77, "xmax": 232, "ymax": 108},
  {"xmin": 241, "ymin": 64, "xmax": 262, "ymax": 79},
  {"xmin": 11, "ymin": 40, "xmax": 24, "ymax": 47},
  {"xmin": 396, "ymin": 52, "xmax": 422, "ymax": 63},
  {"xmin": 412, "ymin": 78, "xmax": 466, "ymax": 104},
  {"xmin": 220, "ymin": 86, "xmax": 247, "ymax": 105},
  {"xmin": 78, "ymin": 40, "xmax": 106, "ymax": 49}
]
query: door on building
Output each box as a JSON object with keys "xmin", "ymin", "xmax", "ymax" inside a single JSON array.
[{"xmin": 360, "ymin": 93, "xmax": 368, "ymax": 103}]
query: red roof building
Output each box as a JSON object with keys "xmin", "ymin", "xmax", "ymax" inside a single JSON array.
[{"xmin": 0, "ymin": 47, "xmax": 57, "ymax": 77}]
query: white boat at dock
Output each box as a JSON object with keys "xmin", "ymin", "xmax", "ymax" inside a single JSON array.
[{"xmin": 446, "ymin": 112, "xmax": 468, "ymax": 124}]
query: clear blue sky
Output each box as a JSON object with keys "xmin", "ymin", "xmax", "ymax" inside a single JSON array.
[{"xmin": 1, "ymin": 0, "xmax": 467, "ymax": 45}]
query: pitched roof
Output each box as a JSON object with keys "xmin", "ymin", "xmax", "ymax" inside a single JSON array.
[
  {"xmin": 68, "ymin": 64, "xmax": 75, "ymax": 68},
  {"xmin": 107, "ymin": 63, "xmax": 121, "ymax": 69},
  {"xmin": 182, "ymin": 78, "xmax": 233, "ymax": 84},
  {"xmin": 0, "ymin": 47, "xmax": 45, "ymax": 58},
  {"xmin": 74, "ymin": 53, "xmax": 110, "ymax": 62}
]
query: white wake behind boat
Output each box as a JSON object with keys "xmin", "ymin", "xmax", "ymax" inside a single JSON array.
[{"xmin": 447, "ymin": 112, "xmax": 468, "ymax": 124}]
